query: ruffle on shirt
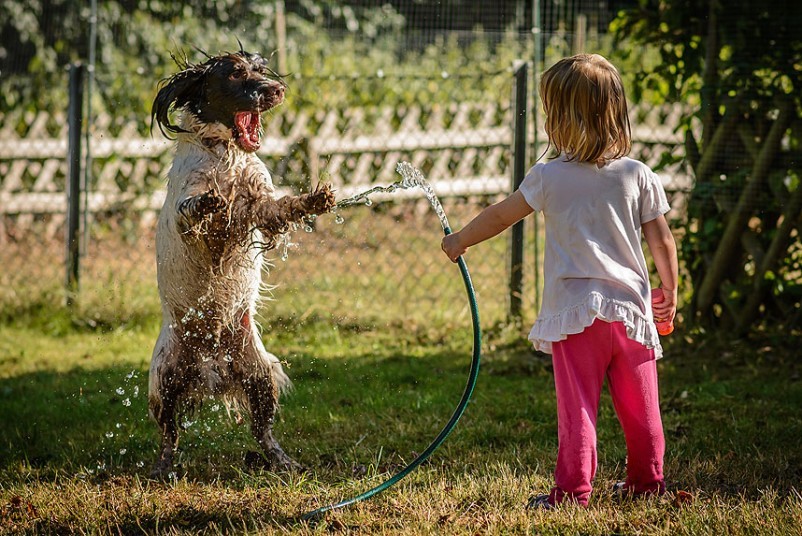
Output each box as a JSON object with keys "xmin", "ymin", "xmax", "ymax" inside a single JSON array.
[{"xmin": 528, "ymin": 291, "xmax": 663, "ymax": 359}]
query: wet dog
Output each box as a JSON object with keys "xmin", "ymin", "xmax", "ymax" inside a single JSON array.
[{"xmin": 148, "ymin": 49, "xmax": 334, "ymax": 477}]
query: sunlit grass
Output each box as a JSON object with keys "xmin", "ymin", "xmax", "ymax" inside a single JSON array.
[
  {"xmin": 2, "ymin": 204, "xmax": 801, "ymax": 533},
  {"xmin": 0, "ymin": 199, "xmax": 539, "ymax": 334},
  {"xmin": 1, "ymin": 317, "xmax": 801, "ymax": 534}
]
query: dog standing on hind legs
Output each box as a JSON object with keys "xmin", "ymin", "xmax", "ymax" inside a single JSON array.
[{"xmin": 148, "ymin": 47, "xmax": 335, "ymax": 478}]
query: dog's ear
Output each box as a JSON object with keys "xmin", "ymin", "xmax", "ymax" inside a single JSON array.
[{"xmin": 151, "ymin": 62, "xmax": 207, "ymax": 138}]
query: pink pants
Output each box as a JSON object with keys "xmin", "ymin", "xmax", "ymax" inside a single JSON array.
[{"xmin": 548, "ymin": 319, "xmax": 665, "ymax": 506}]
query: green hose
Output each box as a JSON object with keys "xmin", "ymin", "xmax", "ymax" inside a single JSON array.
[{"xmin": 301, "ymin": 225, "xmax": 481, "ymax": 521}]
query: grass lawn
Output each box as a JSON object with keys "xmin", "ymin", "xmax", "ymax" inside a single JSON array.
[{"xmin": 1, "ymin": 308, "xmax": 801, "ymax": 534}]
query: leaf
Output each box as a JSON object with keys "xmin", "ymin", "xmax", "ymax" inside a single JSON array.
[{"xmin": 672, "ymin": 490, "xmax": 694, "ymax": 508}]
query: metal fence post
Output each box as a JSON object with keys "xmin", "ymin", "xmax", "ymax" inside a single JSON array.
[
  {"xmin": 532, "ymin": 0, "xmax": 543, "ymax": 315},
  {"xmin": 509, "ymin": 60, "xmax": 528, "ymax": 320},
  {"xmin": 66, "ymin": 63, "xmax": 85, "ymax": 306}
]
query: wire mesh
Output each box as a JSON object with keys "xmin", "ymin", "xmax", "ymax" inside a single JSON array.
[
  {"xmin": 0, "ymin": 68, "xmax": 531, "ymax": 330},
  {"xmin": 0, "ymin": 1, "xmax": 696, "ymax": 332}
]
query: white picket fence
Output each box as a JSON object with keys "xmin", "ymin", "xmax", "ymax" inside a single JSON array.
[{"xmin": 0, "ymin": 102, "xmax": 689, "ymax": 230}]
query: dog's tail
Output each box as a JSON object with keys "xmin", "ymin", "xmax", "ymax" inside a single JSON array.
[
  {"xmin": 266, "ymin": 350, "xmax": 292, "ymax": 394},
  {"xmin": 255, "ymin": 337, "xmax": 292, "ymax": 394}
]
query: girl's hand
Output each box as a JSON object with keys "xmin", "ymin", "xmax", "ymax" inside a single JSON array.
[
  {"xmin": 652, "ymin": 287, "xmax": 677, "ymax": 323},
  {"xmin": 643, "ymin": 214, "xmax": 678, "ymax": 326},
  {"xmin": 439, "ymin": 191, "xmax": 535, "ymax": 264},
  {"xmin": 441, "ymin": 233, "xmax": 466, "ymax": 263}
]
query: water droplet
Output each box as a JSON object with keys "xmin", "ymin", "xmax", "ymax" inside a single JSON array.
[
  {"xmin": 119, "ymin": 448, "xmax": 127, "ymax": 455},
  {"xmin": 328, "ymin": 162, "xmax": 448, "ymax": 232},
  {"xmin": 122, "ymin": 398, "xmax": 131, "ymax": 407},
  {"xmin": 116, "ymin": 387, "xmax": 125, "ymax": 396},
  {"xmin": 133, "ymin": 386, "xmax": 140, "ymax": 397},
  {"xmin": 136, "ymin": 461, "xmax": 145, "ymax": 468},
  {"xmin": 105, "ymin": 431, "xmax": 114, "ymax": 438},
  {"xmin": 335, "ymin": 214, "xmax": 345, "ymax": 224},
  {"xmin": 223, "ymin": 354, "xmax": 233, "ymax": 363},
  {"xmin": 304, "ymin": 225, "xmax": 313, "ymax": 233}
]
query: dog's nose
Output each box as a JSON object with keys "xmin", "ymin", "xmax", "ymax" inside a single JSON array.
[{"xmin": 260, "ymin": 82, "xmax": 285, "ymax": 100}]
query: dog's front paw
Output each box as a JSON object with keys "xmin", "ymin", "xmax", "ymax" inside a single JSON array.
[
  {"xmin": 303, "ymin": 183, "xmax": 336, "ymax": 215},
  {"xmin": 178, "ymin": 189, "xmax": 227, "ymax": 229},
  {"xmin": 196, "ymin": 188, "xmax": 227, "ymax": 215}
]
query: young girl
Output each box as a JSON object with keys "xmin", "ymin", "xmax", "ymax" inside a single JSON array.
[{"xmin": 441, "ymin": 53, "xmax": 678, "ymax": 508}]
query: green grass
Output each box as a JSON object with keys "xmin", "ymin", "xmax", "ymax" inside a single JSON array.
[
  {"xmin": 1, "ymin": 308, "xmax": 801, "ymax": 534},
  {"xmin": 0, "ymin": 202, "xmax": 799, "ymax": 534}
]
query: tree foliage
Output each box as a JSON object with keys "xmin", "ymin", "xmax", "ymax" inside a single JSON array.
[
  {"xmin": 0, "ymin": 0, "xmax": 535, "ymax": 117},
  {"xmin": 613, "ymin": 0, "xmax": 802, "ymax": 333}
]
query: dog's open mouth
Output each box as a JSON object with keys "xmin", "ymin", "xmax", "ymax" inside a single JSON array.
[{"xmin": 233, "ymin": 111, "xmax": 262, "ymax": 152}]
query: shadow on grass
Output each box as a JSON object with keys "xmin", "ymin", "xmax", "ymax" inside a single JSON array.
[
  {"xmin": 0, "ymin": 346, "xmax": 505, "ymax": 480},
  {"xmin": 2, "ymin": 334, "xmax": 802, "ymax": 533},
  {"xmin": 0, "ymin": 365, "xmax": 156, "ymax": 475}
]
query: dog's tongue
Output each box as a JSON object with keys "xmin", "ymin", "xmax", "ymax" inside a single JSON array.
[{"xmin": 234, "ymin": 111, "xmax": 261, "ymax": 152}]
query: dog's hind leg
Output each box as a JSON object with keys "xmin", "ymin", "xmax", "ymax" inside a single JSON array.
[
  {"xmin": 150, "ymin": 389, "xmax": 180, "ymax": 479},
  {"xmin": 241, "ymin": 338, "xmax": 300, "ymax": 471},
  {"xmin": 148, "ymin": 328, "xmax": 190, "ymax": 478},
  {"xmin": 245, "ymin": 380, "xmax": 302, "ymax": 471}
]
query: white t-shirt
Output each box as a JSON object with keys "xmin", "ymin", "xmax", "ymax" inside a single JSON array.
[{"xmin": 518, "ymin": 156, "xmax": 671, "ymax": 358}]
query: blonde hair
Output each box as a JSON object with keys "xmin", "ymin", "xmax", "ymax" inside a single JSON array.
[{"xmin": 539, "ymin": 54, "xmax": 631, "ymax": 163}]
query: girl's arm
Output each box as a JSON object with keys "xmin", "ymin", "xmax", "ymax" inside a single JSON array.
[
  {"xmin": 642, "ymin": 214, "xmax": 678, "ymax": 322},
  {"xmin": 441, "ymin": 190, "xmax": 534, "ymax": 262}
]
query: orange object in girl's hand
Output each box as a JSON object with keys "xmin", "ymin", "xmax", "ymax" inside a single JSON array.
[{"xmin": 651, "ymin": 288, "xmax": 674, "ymax": 336}]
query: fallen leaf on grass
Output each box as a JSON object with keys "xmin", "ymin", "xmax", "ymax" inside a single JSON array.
[
  {"xmin": 672, "ymin": 490, "xmax": 694, "ymax": 508},
  {"xmin": 2, "ymin": 496, "xmax": 38, "ymax": 520},
  {"xmin": 327, "ymin": 518, "xmax": 346, "ymax": 532}
]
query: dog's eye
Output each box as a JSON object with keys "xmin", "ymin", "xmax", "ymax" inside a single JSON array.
[{"xmin": 229, "ymin": 70, "xmax": 246, "ymax": 80}]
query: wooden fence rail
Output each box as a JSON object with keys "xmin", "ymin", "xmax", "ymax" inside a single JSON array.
[{"xmin": 0, "ymin": 103, "xmax": 690, "ymax": 223}]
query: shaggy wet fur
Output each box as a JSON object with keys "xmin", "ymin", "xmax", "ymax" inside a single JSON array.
[{"xmin": 148, "ymin": 50, "xmax": 334, "ymax": 477}]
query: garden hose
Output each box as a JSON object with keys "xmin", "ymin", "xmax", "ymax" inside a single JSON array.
[{"xmin": 301, "ymin": 225, "xmax": 481, "ymax": 521}]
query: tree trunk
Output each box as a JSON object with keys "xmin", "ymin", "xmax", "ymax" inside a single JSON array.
[
  {"xmin": 700, "ymin": 0, "xmax": 719, "ymax": 148},
  {"xmin": 695, "ymin": 99, "xmax": 794, "ymax": 315},
  {"xmin": 735, "ymin": 180, "xmax": 802, "ymax": 334}
]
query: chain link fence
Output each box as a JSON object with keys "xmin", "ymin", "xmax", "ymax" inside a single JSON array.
[
  {"xmin": 0, "ymin": 64, "xmax": 690, "ymax": 332},
  {"xmin": 0, "ymin": 68, "xmax": 534, "ymax": 329}
]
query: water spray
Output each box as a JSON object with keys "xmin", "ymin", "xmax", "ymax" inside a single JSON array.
[{"xmin": 300, "ymin": 162, "xmax": 482, "ymax": 521}]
